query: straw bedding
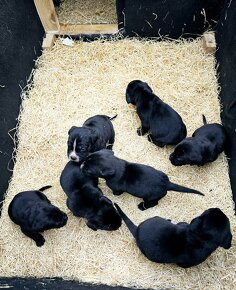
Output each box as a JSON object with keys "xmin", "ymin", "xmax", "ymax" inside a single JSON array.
[
  {"xmin": 0, "ymin": 38, "xmax": 235, "ymax": 290},
  {"xmin": 57, "ymin": 0, "xmax": 117, "ymax": 24}
]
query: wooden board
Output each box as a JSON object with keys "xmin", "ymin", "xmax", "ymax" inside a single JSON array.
[
  {"xmin": 34, "ymin": 0, "xmax": 60, "ymax": 33},
  {"xmin": 59, "ymin": 23, "xmax": 118, "ymax": 35}
]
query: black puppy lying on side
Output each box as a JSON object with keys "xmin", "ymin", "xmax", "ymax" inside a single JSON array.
[
  {"xmin": 169, "ymin": 115, "xmax": 227, "ymax": 166},
  {"xmin": 68, "ymin": 114, "xmax": 117, "ymax": 163},
  {"xmin": 115, "ymin": 204, "xmax": 232, "ymax": 268},
  {"xmin": 81, "ymin": 149, "xmax": 203, "ymax": 210},
  {"xmin": 60, "ymin": 161, "xmax": 121, "ymax": 231},
  {"xmin": 8, "ymin": 186, "xmax": 68, "ymax": 247},
  {"xmin": 126, "ymin": 80, "xmax": 187, "ymax": 147}
]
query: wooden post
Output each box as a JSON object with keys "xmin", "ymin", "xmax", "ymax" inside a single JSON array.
[
  {"xmin": 42, "ymin": 33, "xmax": 56, "ymax": 49},
  {"xmin": 34, "ymin": 0, "xmax": 60, "ymax": 33},
  {"xmin": 202, "ymin": 32, "xmax": 216, "ymax": 54}
]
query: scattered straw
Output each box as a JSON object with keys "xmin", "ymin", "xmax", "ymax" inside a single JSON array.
[
  {"xmin": 57, "ymin": 0, "xmax": 117, "ymax": 24},
  {"xmin": 0, "ymin": 37, "xmax": 235, "ymax": 290}
]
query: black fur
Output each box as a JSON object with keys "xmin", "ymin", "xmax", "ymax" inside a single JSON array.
[
  {"xmin": 60, "ymin": 161, "xmax": 121, "ymax": 231},
  {"xmin": 115, "ymin": 204, "xmax": 232, "ymax": 268},
  {"xmin": 169, "ymin": 115, "xmax": 227, "ymax": 166},
  {"xmin": 126, "ymin": 80, "xmax": 187, "ymax": 146},
  {"xmin": 81, "ymin": 149, "xmax": 203, "ymax": 210},
  {"xmin": 53, "ymin": 0, "xmax": 61, "ymax": 7},
  {"xmin": 8, "ymin": 186, "xmax": 68, "ymax": 247},
  {"xmin": 67, "ymin": 114, "xmax": 116, "ymax": 162}
]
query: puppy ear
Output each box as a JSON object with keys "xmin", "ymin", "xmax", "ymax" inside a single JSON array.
[
  {"xmin": 190, "ymin": 216, "xmax": 203, "ymax": 232},
  {"xmin": 89, "ymin": 131, "xmax": 98, "ymax": 144},
  {"xmin": 100, "ymin": 167, "xmax": 115, "ymax": 177},
  {"xmin": 68, "ymin": 126, "xmax": 77, "ymax": 135}
]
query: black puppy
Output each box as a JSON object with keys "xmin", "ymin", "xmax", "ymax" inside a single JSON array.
[
  {"xmin": 81, "ymin": 149, "xmax": 203, "ymax": 210},
  {"xmin": 169, "ymin": 115, "xmax": 227, "ymax": 166},
  {"xmin": 115, "ymin": 204, "xmax": 232, "ymax": 268},
  {"xmin": 68, "ymin": 114, "xmax": 117, "ymax": 163},
  {"xmin": 60, "ymin": 161, "xmax": 121, "ymax": 231},
  {"xmin": 126, "ymin": 80, "xmax": 187, "ymax": 147},
  {"xmin": 8, "ymin": 186, "xmax": 68, "ymax": 247}
]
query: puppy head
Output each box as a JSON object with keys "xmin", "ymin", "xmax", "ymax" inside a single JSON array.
[
  {"xmin": 88, "ymin": 196, "xmax": 122, "ymax": 231},
  {"xmin": 35, "ymin": 205, "xmax": 68, "ymax": 231},
  {"xmin": 190, "ymin": 208, "xmax": 232, "ymax": 249},
  {"xmin": 67, "ymin": 126, "xmax": 98, "ymax": 163},
  {"xmin": 126, "ymin": 80, "xmax": 153, "ymax": 105},
  {"xmin": 81, "ymin": 149, "xmax": 115, "ymax": 178},
  {"xmin": 169, "ymin": 138, "xmax": 202, "ymax": 166}
]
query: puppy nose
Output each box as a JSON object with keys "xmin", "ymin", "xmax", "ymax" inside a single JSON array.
[{"xmin": 70, "ymin": 156, "xmax": 77, "ymax": 161}]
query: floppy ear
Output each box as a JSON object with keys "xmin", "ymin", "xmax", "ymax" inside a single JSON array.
[
  {"xmin": 100, "ymin": 167, "xmax": 115, "ymax": 177},
  {"xmin": 190, "ymin": 216, "xmax": 203, "ymax": 232},
  {"xmin": 68, "ymin": 126, "xmax": 77, "ymax": 135},
  {"xmin": 89, "ymin": 131, "xmax": 98, "ymax": 144}
]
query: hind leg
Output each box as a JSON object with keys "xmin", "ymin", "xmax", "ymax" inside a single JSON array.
[
  {"xmin": 21, "ymin": 228, "xmax": 45, "ymax": 247},
  {"xmin": 138, "ymin": 199, "xmax": 159, "ymax": 210},
  {"xmin": 147, "ymin": 134, "xmax": 165, "ymax": 147}
]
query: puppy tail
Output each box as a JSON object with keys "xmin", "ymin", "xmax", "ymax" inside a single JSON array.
[
  {"xmin": 109, "ymin": 114, "xmax": 118, "ymax": 121},
  {"xmin": 38, "ymin": 185, "xmax": 52, "ymax": 192},
  {"xmin": 114, "ymin": 203, "xmax": 137, "ymax": 238},
  {"xmin": 202, "ymin": 114, "xmax": 207, "ymax": 125},
  {"xmin": 167, "ymin": 182, "xmax": 204, "ymax": 196}
]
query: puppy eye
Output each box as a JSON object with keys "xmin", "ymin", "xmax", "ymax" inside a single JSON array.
[{"xmin": 79, "ymin": 147, "xmax": 86, "ymax": 151}]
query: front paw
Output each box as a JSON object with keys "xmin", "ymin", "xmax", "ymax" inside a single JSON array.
[
  {"xmin": 113, "ymin": 191, "xmax": 123, "ymax": 196},
  {"xmin": 138, "ymin": 202, "xmax": 146, "ymax": 211},
  {"xmin": 36, "ymin": 237, "xmax": 45, "ymax": 247},
  {"xmin": 137, "ymin": 127, "xmax": 143, "ymax": 136},
  {"xmin": 87, "ymin": 221, "xmax": 98, "ymax": 231}
]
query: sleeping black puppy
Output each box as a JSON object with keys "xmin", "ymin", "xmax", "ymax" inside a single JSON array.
[
  {"xmin": 169, "ymin": 115, "xmax": 227, "ymax": 166},
  {"xmin": 115, "ymin": 204, "xmax": 232, "ymax": 268},
  {"xmin": 126, "ymin": 80, "xmax": 187, "ymax": 147},
  {"xmin": 81, "ymin": 149, "xmax": 203, "ymax": 210},
  {"xmin": 8, "ymin": 186, "xmax": 68, "ymax": 247},
  {"xmin": 60, "ymin": 161, "xmax": 121, "ymax": 231},
  {"xmin": 68, "ymin": 114, "xmax": 117, "ymax": 163}
]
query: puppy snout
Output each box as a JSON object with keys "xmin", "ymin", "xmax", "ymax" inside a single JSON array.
[{"xmin": 69, "ymin": 152, "xmax": 80, "ymax": 162}]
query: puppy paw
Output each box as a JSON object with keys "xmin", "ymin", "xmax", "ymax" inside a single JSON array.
[
  {"xmin": 106, "ymin": 144, "xmax": 113, "ymax": 150},
  {"xmin": 138, "ymin": 202, "xmax": 146, "ymax": 211},
  {"xmin": 137, "ymin": 127, "xmax": 143, "ymax": 136},
  {"xmin": 36, "ymin": 237, "xmax": 45, "ymax": 247},
  {"xmin": 113, "ymin": 191, "xmax": 123, "ymax": 196}
]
